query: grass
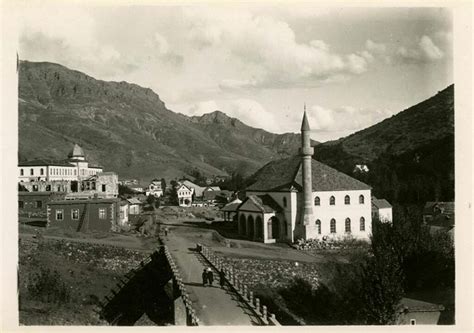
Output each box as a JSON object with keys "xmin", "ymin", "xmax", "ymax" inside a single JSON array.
[{"xmin": 18, "ymin": 236, "xmax": 149, "ymax": 325}]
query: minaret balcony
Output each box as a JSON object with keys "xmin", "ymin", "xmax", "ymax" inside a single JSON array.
[{"xmin": 299, "ymin": 147, "xmax": 314, "ymax": 156}]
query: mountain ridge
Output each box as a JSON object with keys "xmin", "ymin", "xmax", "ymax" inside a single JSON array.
[{"xmin": 18, "ymin": 60, "xmax": 306, "ymax": 180}]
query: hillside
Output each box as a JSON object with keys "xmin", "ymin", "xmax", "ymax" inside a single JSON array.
[
  {"xmin": 18, "ymin": 61, "xmax": 305, "ymax": 180},
  {"xmin": 315, "ymin": 85, "xmax": 454, "ymax": 204}
]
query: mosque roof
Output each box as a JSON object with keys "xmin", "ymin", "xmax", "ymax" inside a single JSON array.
[{"xmin": 246, "ymin": 155, "xmax": 371, "ymax": 192}]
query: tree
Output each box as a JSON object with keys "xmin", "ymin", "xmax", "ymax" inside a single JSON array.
[
  {"xmin": 354, "ymin": 220, "xmax": 404, "ymax": 324},
  {"xmin": 160, "ymin": 178, "xmax": 167, "ymax": 193},
  {"xmin": 119, "ymin": 184, "xmax": 136, "ymax": 196},
  {"xmin": 146, "ymin": 194, "xmax": 156, "ymax": 206}
]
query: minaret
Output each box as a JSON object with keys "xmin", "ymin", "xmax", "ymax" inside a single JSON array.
[{"xmin": 296, "ymin": 106, "xmax": 316, "ymax": 239}]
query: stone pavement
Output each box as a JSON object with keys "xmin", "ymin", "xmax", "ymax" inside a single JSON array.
[{"xmin": 164, "ymin": 231, "xmax": 259, "ymax": 325}]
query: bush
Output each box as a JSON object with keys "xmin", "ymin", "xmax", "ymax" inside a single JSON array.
[{"xmin": 27, "ymin": 268, "xmax": 71, "ymax": 304}]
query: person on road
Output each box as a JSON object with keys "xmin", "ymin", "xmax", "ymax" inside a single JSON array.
[
  {"xmin": 207, "ymin": 268, "xmax": 214, "ymax": 286},
  {"xmin": 202, "ymin": 268, "xmax": 208, "ymax": 287},
  {"xmin": 219, "ymin": 269, "xmax": 226, "ymax": 289},
  {"xmin": 164, "ymin": 227, "xmax": 169, "ymax": 236}
]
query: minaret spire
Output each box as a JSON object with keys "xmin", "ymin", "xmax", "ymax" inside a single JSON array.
[{"xmin": 296, "ymin": 106, "xmax": 316, "ymax": 240}]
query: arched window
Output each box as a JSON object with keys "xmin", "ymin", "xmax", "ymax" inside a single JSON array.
[
  {"xmin": 20, "ymin": 169, "xmax": 24, "ymax": 176},
  {"xmin": 360, "ymin": 217, "xmax": 365, "ymax": 231},
  {"xmin": 314, "ymin": 196, "xmax": 320, "ymax": 206},
  {"xmin": 315, "ymin": 219, "xmax": 321, "ymax": 234},
  {"xmin": 30, "ymin": 168, "xmax": 34, "ymax": 176},
  {"xmin": 329, "ymin": 196, "xmax": 335, "ymax": 205},
  {"xmin": 330, "ymin": 219, "xmax": 336, "ymax": 233},
  {"xmin": 344, "ymin": 195, "xmax": 350, "ymax": 205},
  {"xmin": 345, "ymin": 218, "xmax": 351, "ymax": 233},
  {"xmin": 359, "ymin": 195, "xmax": 365, "ymax": 204},
  {"xmin": 40, "ymin": 168, "xmax": 44, "ymax": 175},
  {"xmin": 283, "ymin": 197, "xmax": 287, "ymax": 208}
]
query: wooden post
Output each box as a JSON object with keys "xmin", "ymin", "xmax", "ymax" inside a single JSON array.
[
  {"xmin": 262, "ymin": 305, "xmax": 268, "ymax": 321},
  {"xmin": 255, "ymin": 298, "xmax": 260, "ymax": 313}
]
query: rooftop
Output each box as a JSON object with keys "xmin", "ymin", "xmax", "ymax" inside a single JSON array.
[
  {"xmin": 372, "ymin": 198, "xmax": 392, "ymax": 209},
  {"xmin": 246, "ymin": 155, "xmax": 371, "ymax": 192},
  {"xmin": 18, "ymin": 159, "xmax": 74, "ymax": 167},
  {"xmin": 399, "ymin": 298, "xmax": 445, "ymax": 313},
  {"xmin": 68, "ymin": 143, "xmax": 85, "ymax": 158}
]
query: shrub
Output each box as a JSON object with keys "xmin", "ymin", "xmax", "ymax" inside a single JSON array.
[{"xmin": 27, "ymin": 268, "xmax": 71, "ymax": 304}]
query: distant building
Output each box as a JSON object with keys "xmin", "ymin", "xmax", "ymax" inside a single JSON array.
[
  {"xmin": 119, "ymin": 200, "xmax": 130, "ymax": 228},
  {"xmin": 237, "ymin": 111, "xmax": 373, "ymax": 244},
  {"xmin": 220, "ymin": 198, "xmax": 242, "ymax": 222},
  {"xmin": 181, "ymin": 180, "xmax": 205, "ymax": 197},
  {"xmin": 145, "ymin": 179, "xmax": 163, "ymax": 197},
  {"xmin": 423, "ymin": 202, "xmax": 454, "ymax": 240},
  {"xmin": 371, "ymin": 197, "xmax": 393, "ymax": 223},
  {"xmin": 47, "ymin": 198, "xmax": 120, "ymax": 232},
  {"xmin": 18, "ymin": 143, "xmax": 103, "ymax": 182},
  {"xmin": 204, "ymin": 186, "xmax": 221, "ymax": 192},
  {"xmin": 203, "ymin": 190, "xmax": 233, "ymax": 205},
  {"xmin": 63, "ymin": 172, "xmax": 119, "ymax": 199},
  {"xmin": 396, "ymin": 298, "xmax": 445, "ymax": 325},
  {"xmin": 176, "ymin": 184, "xmax": 193, "ymax": 207},
  {"xmin": 127, "ymin": 197, "xmax": 142, "ymax": 215},
  {"xmin": 353, "ymin": 164, "xmax": 369, "ymax": 173}
]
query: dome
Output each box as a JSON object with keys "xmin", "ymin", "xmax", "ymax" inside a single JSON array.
[{"xmin": 68, "ymin": 143, "xmax": 85, "ymax": 159}]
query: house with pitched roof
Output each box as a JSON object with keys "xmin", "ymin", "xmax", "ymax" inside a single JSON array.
[
  {"xmin": 176, "ymin": 183, "xmax": 193, "ymax": 207},
  {"xmin": 237, "ymin": 111, "xmax": 374, "ymax": 243},
  {"xmin": 372, "ymin": 197, "xmax": 393, "ymax": 223}
]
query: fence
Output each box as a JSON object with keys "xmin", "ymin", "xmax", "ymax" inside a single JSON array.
[{"xmin": 197, "ymin": 243, "xmax": 280, "ymax": 326}]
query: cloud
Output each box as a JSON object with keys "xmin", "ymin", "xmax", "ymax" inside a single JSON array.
[
  {"xmin": 183, "ymin": 8, "xmax": 371, "ymax": 89},
  {"xmin": 395, "ymin": 35, "xmax": 444, "ymax": 64},
  {"xmin": 366, "ymin": 39, "xmax": 387, "ymax": 54},
  {"xmin": 306, "ymin": 105, "xmax": 393, "ymax": 132}
]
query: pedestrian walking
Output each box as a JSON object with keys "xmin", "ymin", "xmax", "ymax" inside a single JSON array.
[
  {"xmin": 219, "ymin": 269, "xmax": 226, "ymax": 289},
  {"xmin": 207, "ymin": 268, "xmax": 214, "ymax": 286},
  {"xmin": 202, "ymin": 268, "xmax": 208, "ymax": 287},
  {"xmin": 164, "ymin": 227, "xmax": 168, "ymax": 236}
]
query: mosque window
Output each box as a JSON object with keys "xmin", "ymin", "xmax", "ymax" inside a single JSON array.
[
  {"xmin": 314, "ymin": 196, "xmax": 320, "ymax": 206},
  {"xmin": 345, "ymin": 218, "xmax": 351, "ymax": 233},
  {"xmin": 20, "ymin": 169, "xmax": 24, "ymax": 176},
  {"xmin": 283, "ymin": 197, "xmax": 287, "ymax": 208},
  {"xmin": 344, "ymin": 195, "xmax": 350, "ymax": 205},
  {"xmin": 330, "ymin": 219, "xmax": 336, "ymax": 233},
  {"xmin": 359, "ymin": 195, "xmax": 365, "ymax": 204},
  {"xmin": 315, "ymin": 219, "xmax": 321, "ymax": 234},
  {"xmin": 360, "ymin": 217, "xmax": 366, "ymax": 231},
  {"xmin": 30, "ymin": 168, "xmax": 34, "ymax": 176},
  {"xmin": 40, "ymin": 168, "xmax": 44, "ymax": 175},
  {"xmin": 330, "ymin": 196, "xmax": 335, "ymax": 205}
]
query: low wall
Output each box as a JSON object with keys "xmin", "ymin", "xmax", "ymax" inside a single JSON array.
[
  {"xmin": 99, "ymin": 246, "xmax": 199, "ymax": 326},
  {"xmin": 197, "ymin": 243, "xmax": 281, "ymax": 326}
]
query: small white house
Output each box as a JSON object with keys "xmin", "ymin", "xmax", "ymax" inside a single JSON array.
[
  {"xmin": 146, "ymin": 179, "xmax": 163, "ymax": 197},
  {"xmin": 127, "ymin": 197, "xmax": 142, "ymax": 215},
  {"xmin": 177, "ymin": 184, "xmax": 193, "ymax": 207},
  {"xmin": 371, "ymin": 198, "xmax": 393, "ymax": 223},
  {"xmin": 119, "ymin": 200, "xmax": 130, "ymax": 227}
]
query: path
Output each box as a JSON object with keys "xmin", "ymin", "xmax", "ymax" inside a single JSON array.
[{"xmin": 164, "ymin": 231, "xmax": 258, "ymax": 325}]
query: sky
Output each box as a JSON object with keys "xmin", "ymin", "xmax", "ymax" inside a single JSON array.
[{"xmin": 17, "ymin": 4, "xmax": 453, "ymax": 142}]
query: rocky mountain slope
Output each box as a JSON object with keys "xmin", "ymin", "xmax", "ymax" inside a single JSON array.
[
  {"xmin": 18, "ymin": 61, "xmax": 307, "ymax": 180},
  {"xmin": 315, "ymin": 85, "xmax": 454, "ymax": 204}
]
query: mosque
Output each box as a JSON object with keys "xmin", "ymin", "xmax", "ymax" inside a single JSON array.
[{"xmin": 236, "ymin": 111, "xmax": 373, "ymax": 243}]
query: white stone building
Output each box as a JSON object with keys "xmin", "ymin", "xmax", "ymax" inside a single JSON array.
[
  {"xmin": 237, "ymin": 112, "xmax": 373, "ymax": 243},
  {"xmin": 371, "ymin": 198, "xmax": 393, "ymax": 223},
  {"xmin": 18, "ymin": 144, "xmax": 103, "ymax": 182},
  {"xmin": 176, "ymin": 184, "xmax": 193, "ymax": 207},
  {"xmin": 145, "ymin": 179, "xmax": 163, "ymax": 197}
]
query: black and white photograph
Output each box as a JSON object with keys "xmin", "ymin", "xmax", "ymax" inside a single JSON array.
[{"xmin": 1, "ymin": 0, "xmax": 472, "ymax": 330}]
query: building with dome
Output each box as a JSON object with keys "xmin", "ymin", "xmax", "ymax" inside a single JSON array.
[
  {"xmin": 236, "ymin": 111, "xmax": 374, "ymax": 243},
  {"xmin": 18, "ymin": 143, "xmax": 103, "ymax": 183}
]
